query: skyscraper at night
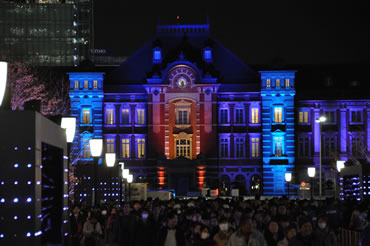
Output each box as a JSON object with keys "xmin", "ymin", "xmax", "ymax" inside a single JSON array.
[
  {"xmin": 0, "ymin": 0, "xmax": 93, "ymax": 66},
  {"xmin": 67, "ymin": 24, "xmax": 369, "ymax": 202}
]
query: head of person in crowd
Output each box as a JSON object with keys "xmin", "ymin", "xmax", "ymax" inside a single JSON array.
[
  {"xmin": 279, "ymin": 215, "xmax": 290, "ymax": 232},
  {"xmin": 100, "ymin": 206, "xmax": 108, "ymax": 216},
  {"xmin": 218, "ymin": 217, "xmax": 230, "ymax": 233},
  {"xmin": 265, "ymin": 219, "xmax": 284, "ymax": 242},
  {"xmin": 201, "ymin": 214, "xmax": 210, "ymax": 226},
  {"xmin": 133, "ymin": 201, "xmax": 141, "ymax": 211},
  {"xmin": 224, "ymin": 208, "xmax": 232, "ymax": 219},
  {"xmin": 72, "ymin": 205, "xmax": 80, "ymax": 216},
  {"xmin": 278, "ymin": 204, "xmax": 287, "ymax": 216},
  {"xmin": 240, "ymin": 216, "xmax": 255, "ymax": 235},
  {"xmin": 141, "ymin": 209, "xmax": 149, "ymax": 221},
  {"xmin": 167, "ymin": 212, "xmax": 178, "ymax": 229},
  {"xmin": 110, "ymin": 207, "xmax": 117, "ymax": 217},
  {"xmin": 263, "ymin": 212, "xmax": 272, "ymax": 225},
  {"xmin": 270, "ymin": 203, "xmax": 278, "ymax": 216},
  {"xmin": 122, "ymin": 203, "xmax": 130, "ymax": 216},
  {"xmin": 316, "ymin": 215, "xmax": 328, "ymax": 231},
  {"xmin": 200, "ymin": 225, "xmax": 211, "ymax": 240},
  {"xmin": 286, "ymin": 224, "xmax": 297, "ymax": 241},
  {"xmin": 233, "ymin": 208, "xmax": 243, "ymax": 225},
  {"xmin": 298, "ymin": 217, "xmax": 313, "ymax": 238},
  {"xmin": 194, "ymin": 222, "xmax": 202, "ymax": 235}
]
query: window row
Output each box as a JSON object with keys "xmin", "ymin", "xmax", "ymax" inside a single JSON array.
[
  {"xmin": 219, "ymin": 107, "xmax": 260, "ymax": 124},
  {"xmin": 80, "ymin": 108, "xmax": 146, "ymax": 125},
  {"xmin": 73, "ymin": 80, "xmax": 99, "ymax": 89},
  {"xmin": 81, "ymin": 137, "xmax": 146, "ymax": 159},
  {"xmin": 266, "ymin": 78, "xmax": 291, "ymax": 88},
  {"xmin": 297, "ymin": 135, "xmax": 365, "ymax": 157},
  {"xmin": 219, "ymin": 136, "xmax": 260, "ymax": 158},
  {"xmin": 298, "ymin": 109, "xmax": 364, "ymax": 124}
]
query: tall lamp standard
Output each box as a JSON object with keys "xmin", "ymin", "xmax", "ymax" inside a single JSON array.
[
  {"xmin": 336, "ymin": 160, "xmax": 345, "ymax": 199},
  {"xmin": 307, "ymin": 167, "xmax": 316, "ymax": 200},
  {"xmin": 118, "ymin": 162, "xmax": 125, "ymax": 206},
  {"xmin": 315, "ymin": 116, "xmax": 326, "ymax": 199},
  {"xmin": 61, "ymin": 117, "xmax": 76, "ymax": 202},
  {"xmin": 89, "ymin": 139, "xmax": 103, "ymax": 206},
  {"xmin": 122, "ymin": 169, "xmax": 130, "ymax": 203},
  {"xmin": 127, "ymin": 174, "xmax": 133, "ymax": 202},
  {"xmin": 285, "ymin": 173, "xmax": 292, "ymax": 199}
]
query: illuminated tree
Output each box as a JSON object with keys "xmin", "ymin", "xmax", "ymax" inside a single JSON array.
[{"xmin": 6, "ymin": 61, "xmax": 69, "ymax": 116}]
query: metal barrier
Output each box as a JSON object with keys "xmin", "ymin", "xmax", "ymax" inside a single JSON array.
[{"xmin": 340, "ymin": 228, "xmax": 361, "ymax": 246}]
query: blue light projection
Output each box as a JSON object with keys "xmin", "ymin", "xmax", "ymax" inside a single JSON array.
[
  {"xmin": 68, "ymin": 72, "xmax": 105, "ymax": 163},
  {"xmin": 260, "ymin": 71, "xmax": 296, "ymax": 195}
]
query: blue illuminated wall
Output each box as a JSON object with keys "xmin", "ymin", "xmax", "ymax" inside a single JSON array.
[
  {"xmin": 260, "ymin": 71, "xmax": 296, "ymax": 195},
  {"xmin": 67, "ymin": 72, "xmax": 104, "ymax": 163}
]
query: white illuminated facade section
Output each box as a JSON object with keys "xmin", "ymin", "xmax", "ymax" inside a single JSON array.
[{"xmin": 0, "ymin": 62, "xmax": 7, "ymax": 107}]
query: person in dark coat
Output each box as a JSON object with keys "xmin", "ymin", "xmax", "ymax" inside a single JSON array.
[
  {"xmin": 290, "ymin": 217, "xmax": 323, "ymax": 246},
  {"xmin": 105, "ymin": 207, "xmax": 120, "ymax": 246},
  {"xmin": 157, "ymin": 212, "xmax": 186, "ymax": 246},
  {"xmin": 70, "ymin": 205, "xmax": 84, "ymax": 246},
  {"xmin": 131, "ymin": 209, "xmax": 157, "ymax": 246}
]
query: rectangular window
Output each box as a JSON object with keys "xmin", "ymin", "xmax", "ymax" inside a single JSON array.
[
  {"xmin": 298, "ymin": 136, "xmax": 310, "ymax": 157},
  {"xmin": 121, "ymin": 109, "xmax": 130, "ymax": 124},
  {"xmin": 220, "ymin": 138, "xmax": 229, "ymax": 158},
  {"xmin": 106, "ymin": 109, "xmax": 114, "ymax": 125},
  {"xmin": 251, "ymin": 137, "xmax": 259, "ymax": 157},
  {"xmin": 324, "ymin": 111, "xmax": 336, "ymax": 124},
  {"xmin": 274, "ymin": 107, "xmax": 283, "ymax": 123},
  {"xmin": 276, "ymin": 79, "xmax": 280, "ymax": 87},
  {"xmin": 82, "ymin": 139, "xmax": 90, "ymax": 158},
  {"xmin": 220, "ymin": 109, "xmax": 228, "ymax": 124},
  {"xmin": 121, "ymin": 138, "xmax": 130, "ymax": 158},
  {"xmin": 137, "ymin": 138, "xmax": 145, "ymax": 158},
  {"xmin": 106, "ymin": 138, "xmax": 115, "ymax": 153},
  {"xmin": 299, "ymin": 111, "xmax": 309, "ymax": 123},
  {"xmin": 285, "ymin": 78, "xmax": 290, "ymax": 87},
  {"xmin": 324, "ymin": 136, "xmax": 336, "ymax": 157},
  {"xmin": 204, "ymin": 50, "xmax": 212, "ymax": 60},
  {"xmin": 136, "ymin": 109, "xmax": 145, "ymax": 125},
  {"xmin": 266, "ymin": 79, "xmax": 271, "ymax": 88},
  {"xmin": 93, "ymin": 80, "xmax": 98, "ymax": 89},
  {"xmin": 351, "ymin": 136, "xmax": 363, "ymax": 156},
  {"xmin": 251, "ymin": 108, "xmax": 259, "ymax": 124},
  {"xmin": 176, "ymin": 139, "xmax": 191, "ymax": 158},
  {"xmin": 177, "ymin": 110, "xmax": 189, "ymax": 125},
  {"xmin": 274, "ymin": 137, "xmax": 283, "ymax": 157},
  {"xmin": 351, "ymin": 111, "xmax": 362, "ymax": 123},
  {"xmin": 84, "ymin": 80, "xmax": 88, "ymax": 89},
  {"xmin": 154, "ymin": 50, "xmax": 161, "ymax": 60},
  {"xmin": 235, "ymin": 137, "xmax": 245, "ymax": 158},
  {"xmin": 235, "ymin": 108, "xmax": 244, "ymax": 124},
  {"xmin": 82, "ymin": 109, "xmax": 90, "ymax": 124},
  {"xmin": 74, "ymin": 80, "xmax": 79, "ymax": 89}
]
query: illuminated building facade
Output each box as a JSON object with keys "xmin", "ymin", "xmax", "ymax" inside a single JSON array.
[{"xmin": 68, "ymin": 24, "xmax": 370, "ymax": 201}]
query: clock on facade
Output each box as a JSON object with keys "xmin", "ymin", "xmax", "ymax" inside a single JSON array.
[{"xmin": 168, "ymin": 66, "xmax": 196, "ymax": 88}]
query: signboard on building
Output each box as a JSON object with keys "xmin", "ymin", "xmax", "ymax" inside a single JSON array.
[{"xmin": 129, "ymin": 183, "xmax": 147, "ymax": 201}]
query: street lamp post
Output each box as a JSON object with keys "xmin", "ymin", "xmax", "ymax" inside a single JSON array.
[
  {"xmin": 316, "ymin": 116, "xmax": 326, "ymax": 199},
  {"xmin": 308, "ymin": 167, "xmax": 316, "ymax": 200},
  {"xmin": 118, "ymin": 162, "xmax": 124, "ymax": 206},
  {"xmin": 336, "ymin": 160, "xmax": 345, "ymax": 199},
  {"xmin": 285, "ymin": 173, "xmax": 292, "ymax": 199},
  {"xmin": 127, "ymin": 174, "xmax": 133, "ymax": 202},
  {"xmin": 89, "ymin": 139, "xmax": 103, "ymax": 206},
  {"xmin": 61, "ymin": 117, "xmax": 76, "ymax": 202},
  {"xmin": 122, "ymin": 169, "xmax": 130, "ymax": 202},
  {"xmin": 0, "ymin": 61, "xmax": 7, "ymax": 107}
]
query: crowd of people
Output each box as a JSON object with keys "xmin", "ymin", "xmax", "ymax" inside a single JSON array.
[{"xmin": 69, "ymin": 196, "xmax": 370, "ymax": 246}]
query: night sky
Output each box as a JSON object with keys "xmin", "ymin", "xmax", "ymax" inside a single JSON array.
[{"xmin": 94, "ymin": 2, "xmax": 370, "ymax": 65}]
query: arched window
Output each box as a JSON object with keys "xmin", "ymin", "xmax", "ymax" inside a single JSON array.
[{"xmin": 250, "ymin": 175, "xmax": 261, "ymax": 194}]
